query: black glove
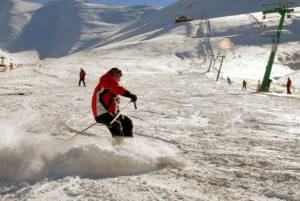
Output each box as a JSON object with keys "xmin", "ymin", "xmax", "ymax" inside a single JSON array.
[{"xmin": 124, "ymin": 91, "xmax": 137, "ymax": 102}]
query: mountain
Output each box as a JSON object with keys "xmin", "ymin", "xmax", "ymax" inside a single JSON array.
[
  {"xmin": 81, "ymin": 0, "xmax": 299, "ymax": 82},
  {"xmin": 0, "ymin": 0, "xmax": 42, "ymax": 46},
  {"xmin": 0, "ymin": 0, "xmax": 156, "ymax": 59},
  {"xmin": 110, "ymin": 0, "xmax": 300, "ymax": 43},
  {"xmin": 0, "ymin": 0, "xmax": 299, "ymax": 78}
]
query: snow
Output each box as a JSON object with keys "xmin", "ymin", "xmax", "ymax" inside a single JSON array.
[
  {"xmin": 110, "ymin": 0, "xmax": 300, "ymax": 43},
  {"xmin": 0, "ymin": 0, "xmax": 42, "ymax": 46},
  {"xmin": 0, "ymin": 0, "xmax": 156, "ymax": 59},
  {"xmin": 0, "ymin": 0, "xmax": 300, "ymax": 200},
  {"xmin": 0, "ymin": 127, "xmax": 181, "ymax": 182}
]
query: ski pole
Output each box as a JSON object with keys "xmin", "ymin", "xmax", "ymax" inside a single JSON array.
[
  {"xmin": 62, "ymin": 100, "xmax": 135, "ymax": 145},
  {"xmin": 61, "ymin": 122, "xmax": 97, "ymax": 145},
  {"xmin": 134, "ymin": 102, "xmax": 137, "ymax": 110}
]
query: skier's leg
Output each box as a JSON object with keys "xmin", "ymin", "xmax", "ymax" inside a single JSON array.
[
  {"xmin": 83, "ymin": 79, "xmax": 86, "ymax": 87},
  {"xmin": 119, "ymin": 114, "xmax": 133, "ymax": 137},
  {"xmin": 95, "ymin": 113, "xmax": 123, "ymax": 136},
  {"xmin": 109, "ymin": 120, "xmax": 123, "ymax": 137}
]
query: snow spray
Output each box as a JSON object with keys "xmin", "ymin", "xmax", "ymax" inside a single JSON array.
[{"xmin": 0, "ymin": 121, "xmax": 183, "ymax": 182}]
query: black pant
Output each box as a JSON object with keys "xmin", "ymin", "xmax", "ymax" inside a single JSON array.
[
  {"xmin": 79, "ymin": 78, "xmax": 86, "ymax": 86},
  {"xmin": 287, "ymin": 87, "xmax": 291, "ymax": 94},
  {"xmin": 95, "ymin": 113, "xmax": 133, "ymax": 137}
]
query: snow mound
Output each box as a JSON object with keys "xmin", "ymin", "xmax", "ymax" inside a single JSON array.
[{"xmin": 0, "ymin": 122, "xmax": 182, "ymax": 182}]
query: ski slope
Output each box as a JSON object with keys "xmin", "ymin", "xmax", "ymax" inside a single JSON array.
[
  {"xmin": 0, "ymin": 0, "xmax": 300, "ymax": 201},
  {"xmin": 0, "ymin": 53, "xmax": 299, "ymax": 200}
]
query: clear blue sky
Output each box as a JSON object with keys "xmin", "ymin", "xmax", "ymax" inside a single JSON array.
[{"xmin": 26, "ymin": 0, "xmax": 177, "ymax": 7}]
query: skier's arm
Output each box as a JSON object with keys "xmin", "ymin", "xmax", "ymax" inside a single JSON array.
[
  {"xmin": 123, "ymin": 91, "xmax": 137, "ymax": 102},
  {"xmin": 102, "ymin": 77, "xmax": 137, "ymax": 102},
  {"xmin": 102, "ymin": 78, "xmax": 127, "ymax": 95}
]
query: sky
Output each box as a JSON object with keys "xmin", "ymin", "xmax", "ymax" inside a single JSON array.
[{"xmin": 26, "ymin": 0, "xmax": 177, "ymax": 7}]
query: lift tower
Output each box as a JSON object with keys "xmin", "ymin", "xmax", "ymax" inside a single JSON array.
[{"xmin": 260, "ymin": 6, "xmax": 294, "ymax": 91}]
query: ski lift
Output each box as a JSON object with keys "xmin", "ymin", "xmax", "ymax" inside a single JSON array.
[{"xmin": 175, "ymin": 16, "xmax": 194, "ymax": 23}]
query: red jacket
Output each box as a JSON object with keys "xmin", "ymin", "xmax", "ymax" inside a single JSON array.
[
  {"xmin": 80, "ymin": 70, "xmax": 86, "ymax": 79},
  {"xmin": 287, "ymin": 79, "xmax": 292, "ymax": 88},
  {"xmin": 92, "ymin": 71, "xmax": 127, "ymax": 118}
]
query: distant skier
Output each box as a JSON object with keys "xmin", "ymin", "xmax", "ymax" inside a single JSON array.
[
  {"xmin": 91, "ymin": 68, "xmax": 137, "ymax": 137},
  {"xmin": 267, "ymin": 79, "xmax": 273, "ymax": 91},
  {"xmin": 227, "ymin": 77, "xmax": 232, "ymax": 85},
  {"xmin": 242, "ymin": 80, "xmax": 247, "ymax": 90},
  {"xmin": 287, "ymin": 77, "xmax": 292, "ymax": 94},
  {"xmin": 79, "ymin": 68, "xmax": 86, "ymax": 87}
]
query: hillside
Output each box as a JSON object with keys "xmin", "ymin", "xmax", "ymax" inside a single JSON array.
[
  {"xmin": 110, "ymin": 0, "xmax": 300, "ymax": 42},
  {"xmin": 0, "ymin": 0, "xmax": 156, "ymax": 59},
  {"xmin": 0, "ymin": 0, "xmax": 42, "ymax": 46},
  {"xmin": 77, "ymin": 6, "xmax": 300, "ymax": 88},
  {"xmin": 1, "ymin": 0, "xmax": 299, "ymax": 86}
]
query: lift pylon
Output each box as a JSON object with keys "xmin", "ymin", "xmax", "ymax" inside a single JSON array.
[{"xmin": 260, "ymin": 5, "xmax": 294, "ymax": 92}]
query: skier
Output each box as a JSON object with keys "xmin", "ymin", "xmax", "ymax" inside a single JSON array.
[
  {"xmin": 91, "ymin": 68, "xmax": 137, "ymax": 137},
  {"xmin": 287, "ymin": 77, "xmax": 292, "ymax": 94},
  {"xmin": 242, "ymin": 80, "xmax": 247, "ymax": 90},
  {"xmin": 267, "ymin": 79, "xmax": 273, "ymax": 91},
  {"xmin": 227, "ymin": 76, "xmax": 232, "ymax": 85},
  {"xmin": 79, "ymin": 68, "xmax": 86, "ymax": 87}
]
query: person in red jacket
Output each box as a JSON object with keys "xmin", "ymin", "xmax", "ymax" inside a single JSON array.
[
  {"xmin": 287, "ymin": 77, "xmax": 292, "ymax": 94},
  {"xmin": 91, "ymin": 68, "xmax": 137, "ymax": 137},
  {"xmin": 242, "ymin": 80, "xmax": 247, "ymax": 90},
  {"xmin": 79, "ymin": 68, "xmax": 86, "ymax": 87}
]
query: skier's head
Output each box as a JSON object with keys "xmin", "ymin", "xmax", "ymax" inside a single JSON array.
[{"xmin": 110, "ymin": 68, "xmax": 122, "ymax": 81}]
